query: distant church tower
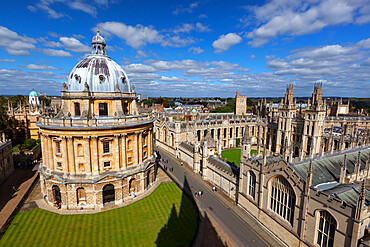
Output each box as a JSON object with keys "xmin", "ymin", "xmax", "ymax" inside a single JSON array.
[
  {"xmin": 235, "ymin": 91, "xmax": 247, "ymax": 116},
  {"xmin": 29, "ymin": 89, "xmax": 40, "ymax": 107}
]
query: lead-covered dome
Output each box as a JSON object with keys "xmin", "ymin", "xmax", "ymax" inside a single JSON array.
[{"xmin": 66, "ymin": 30, "xmax": 132, "ymax": 93}]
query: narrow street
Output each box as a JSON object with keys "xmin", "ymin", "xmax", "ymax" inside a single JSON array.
[{"xmin": 156, "ymin": 147, "xmax": 283, "ymax": 247}]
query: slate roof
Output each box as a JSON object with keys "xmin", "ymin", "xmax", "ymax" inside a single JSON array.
[
  {"xmin": 254, "ymin": 155, "xmax": 283, "ymax": 166},
  {"xmin": 320, "ymin": 183, "xmax": 370, "ymax": 207},
  {"xmin": 208, "ymin": 155, "xmax": 239, "ymax": 177},
  {"xmin": 291, "ymin": 146, "xmax": 370, "ymax": 187},
  {"xmin": 179, "ymin": 142, "xmax": 194, "ymax": 153}
]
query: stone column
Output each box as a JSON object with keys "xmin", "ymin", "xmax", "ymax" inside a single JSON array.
[
  {"xmin": 138, "ymin": 131, "xmax": 143, "ymax": 164},
  {"xmin": 61, "ymin": 136, "xmax": 69, "ymax": 173},
  {"xmin": 134, "ymin": 132, "xmax": 139, "ymax": 165},
  {"xmin": 149, "ymin": 128, "xmax": 153, "ymax": 157},
  {"xmin": 114, "ymin": 134, "xmax": 120, "ymax": 171},
  {"xmin": 84, "ymin": 137, "xmax": 92, "ymax": 175},
  {"xmin": 67, "ymin": 136, "xmax": 75, "ymax": 175},
  {"xmin": 92, "ymin": 136, "xmax": 99, "ymax": 175},
  {"xmin": 122, "ymin": 134, "xmax": 127, "ymax": 170},
  {"xmin": 41, "ymin": 134, "xmax": 48, "ymax": 169},
  {"xmin": 47, "ymin": 135, "xmax": 54, "ymax": 170}
]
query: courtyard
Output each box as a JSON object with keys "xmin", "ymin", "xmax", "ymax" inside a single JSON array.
[{"xmin": 0, "ymin": 182, "xmax": 198, "ymax": 247}]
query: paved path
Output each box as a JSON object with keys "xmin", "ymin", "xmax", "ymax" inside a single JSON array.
[
  {"xmin": 156, "ymin": 147, "xmax": 284, "ymax": 247},
  {"xmin": 0, "ymin": 165, "xmax": 39, "ymax": 231}
]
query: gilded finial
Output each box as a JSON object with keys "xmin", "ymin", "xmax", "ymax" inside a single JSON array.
[{"xmin": 97, "ymin": 29, "xmax": 100, "ymax": 34}]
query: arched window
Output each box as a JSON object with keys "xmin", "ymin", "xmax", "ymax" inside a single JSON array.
[
  {"xmin": 77, "ymin": 144, "xmax": 83, "ymax": 156},
  {"xmin": 316, "ymin": 211, "xmax": 336, "ymax": 247},
  {"xmin": 269, "ymin": 176, "xmax": 295, "ymax": 224},
  {"xmin": 76, "ymin": 187, "xmax": 86, "ymax": 205},
  {"xmin": 248, "ymin": 171, "xmax": 256, "ymax": 199},
  {"xmin": 127, "ymin": 139, "xmax": 132, "ymax": 150}
]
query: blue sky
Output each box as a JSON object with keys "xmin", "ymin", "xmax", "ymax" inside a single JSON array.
[{"xmin": 0, "ymin": 0, "xmax": 369, "ymax": 97}]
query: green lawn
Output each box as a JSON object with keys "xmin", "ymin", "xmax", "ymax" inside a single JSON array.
[
  {"xmin": 221, "ymin": 149, "xmax": 262, "ymax": 167},
  {"xmin": 0, "ymin": 183, "xmax": 198, "ymax": 247},
  {"xmin": 221, "ymin": 149, "xmax": 241, "ymax": 167}
]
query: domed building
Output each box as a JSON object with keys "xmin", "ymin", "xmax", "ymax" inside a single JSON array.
[
  {"xmin": 37, "ymin": 30, "xmax": 156, "ymax": 209},
  {"xmin": 29, "ymin": 89, "xmax": 40, "ymax": 107}
]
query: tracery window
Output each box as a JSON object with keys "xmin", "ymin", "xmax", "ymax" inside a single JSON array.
[
  {"xmin": 248, "ymin": 171, "xmax": 256, "ymax": 199},
  {"xmin": 269, "ymin": 176, "xmax": 295, "ymax": 225},
  {"xmin": 316, "ymin": 211, "xmax": 336, "ymax": 247}
]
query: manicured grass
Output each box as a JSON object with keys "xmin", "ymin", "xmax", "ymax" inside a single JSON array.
[
  {"xmin": 221, "ymin": 148, "xmax": 241, "ymax": 167},
  {"xmin": 0, "ymin": 183, "xmax": 198, "ymax": 247},
  {"xmin": 221, "ymin": 149, "xmax": 263, "ymax": 167}
]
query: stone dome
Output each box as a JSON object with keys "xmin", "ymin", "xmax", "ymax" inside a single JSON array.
[{"xmin": 66, "ymin": 31, "xmax": 132, "ymax": 93}]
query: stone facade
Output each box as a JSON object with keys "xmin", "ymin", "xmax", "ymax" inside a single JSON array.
[
  {"xmin": 235, "ymin": 91, "xmax": 247, "ymax": 116},
  {"xmin": 37, "ymin": 31, "xmax": 157, "ymax": 210},
  {"xmin": 0, "ymin": 132, "xmax": 14, "ymax": 184},
  {"xmin": 238, "ymin": 146, "xmax": 370, "ymax": 247}
]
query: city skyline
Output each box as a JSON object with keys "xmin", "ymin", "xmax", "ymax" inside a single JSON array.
[{"xmin": 0, "ymin": 0, "xmax": 369, "ymax": 97}]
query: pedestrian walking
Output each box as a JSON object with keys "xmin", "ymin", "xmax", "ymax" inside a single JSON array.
[{"xmin": 195, "ymin": 191, "xmax": 198, "ymax": 197}]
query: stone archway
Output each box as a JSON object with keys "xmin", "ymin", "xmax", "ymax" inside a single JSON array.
[
  {"xmin": 52, "ymin": 185, "xmax": 61, "ymax": 203},
  {"xmin": 102, "ymin": 184, "xmax": 115, "ymax": 205}
]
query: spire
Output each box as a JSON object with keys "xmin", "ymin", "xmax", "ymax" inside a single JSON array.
[
  {"xmin": 340, "ymin": 154, "xmax": 347, "ymax": 183},
  {"xmin": 306, "ymin": 160, "xmax": 313, "ymax": 188},
  {"xmin": 355, "ymin": 179, "xmax": 366, "ymax": 220},
  {"xmin": 242, "ymin": 125, "xmax": 251, "ymax": 144}
]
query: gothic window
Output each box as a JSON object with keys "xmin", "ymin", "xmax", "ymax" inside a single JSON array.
[
  {"xmin": 224, "ymin": 128, "xmax": 227, "ymax": 138},
  {"xmin": 316, "ymin": 211, "xmax": 336, "ymax": 247},
  {"xmin": 230, "ymin": 128, "xmax": 233, "ymax": 138},
  {"xmin": 269, "ymin": 176, "xmax": 295, "ymax": 225},
  {"xmin": 103, "ymin": 141, "xmax": 110, "ymax": 154},
  {"xmin": 248, "ymin": 171, "xmax": 256, "ymax": 199},
  {"xmin": 74, "ymin": 103, "xmax": 80, "ymax": 116}
]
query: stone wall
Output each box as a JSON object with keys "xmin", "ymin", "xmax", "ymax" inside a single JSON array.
[{"xmin": 0, "ymin": 140, "xmax": 14, "ymax": 184}]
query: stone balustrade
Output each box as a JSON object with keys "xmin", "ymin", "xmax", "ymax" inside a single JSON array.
[{"xmin": 37, "ymin": 114, "xmax": 154, "ymax": 128}]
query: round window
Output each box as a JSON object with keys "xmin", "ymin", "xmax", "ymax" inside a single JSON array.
[{"xmin": 99, "ymin": 75, "xmax": 105, "ymax": 83}]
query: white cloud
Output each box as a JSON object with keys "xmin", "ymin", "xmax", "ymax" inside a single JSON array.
[
  {"xmin": 0, "ymin": 26, "xmax": 37, "ymax": 56},
  {"xmin": 59, "ymin": 37, "xmax": 90, "ymax": 53},
  {"xmin": 28, "ymin": 0, "xmax": 115, "ymax": 19},
  {"xmin": 0, "ymin": 59, "xmax": 16, "ymax": 63},
  {"xmin": 188, "ymin": 47, "xmax": 204, "ymax": 54},
  {"xmin": 247, "ymin": 0, "xmax": 370, "ymax": 47},
  {"xmin": 212, "ymin": 33, "xmax": 242, "ymax": 53},
  {"xmin": 42, "ymin": 48, "xmax": 73, "ymax": 57},
  {"xmin": 97, "ymin": 22, "xmax": 162, "ymax": 49},
  {"xmin": 172, "ymin": 1, "xmax": 200, "ymax": 15},
  {"xmin": 0, "ymin": 68, "xmax": 62, "ymax": 95},
  {"xmin": 23, "ymin": 64, "xmax": 58, "ymax": 70},
  {"xmin": 96, "ymin": 21, "xmax": 195, "ymax": 49}
]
